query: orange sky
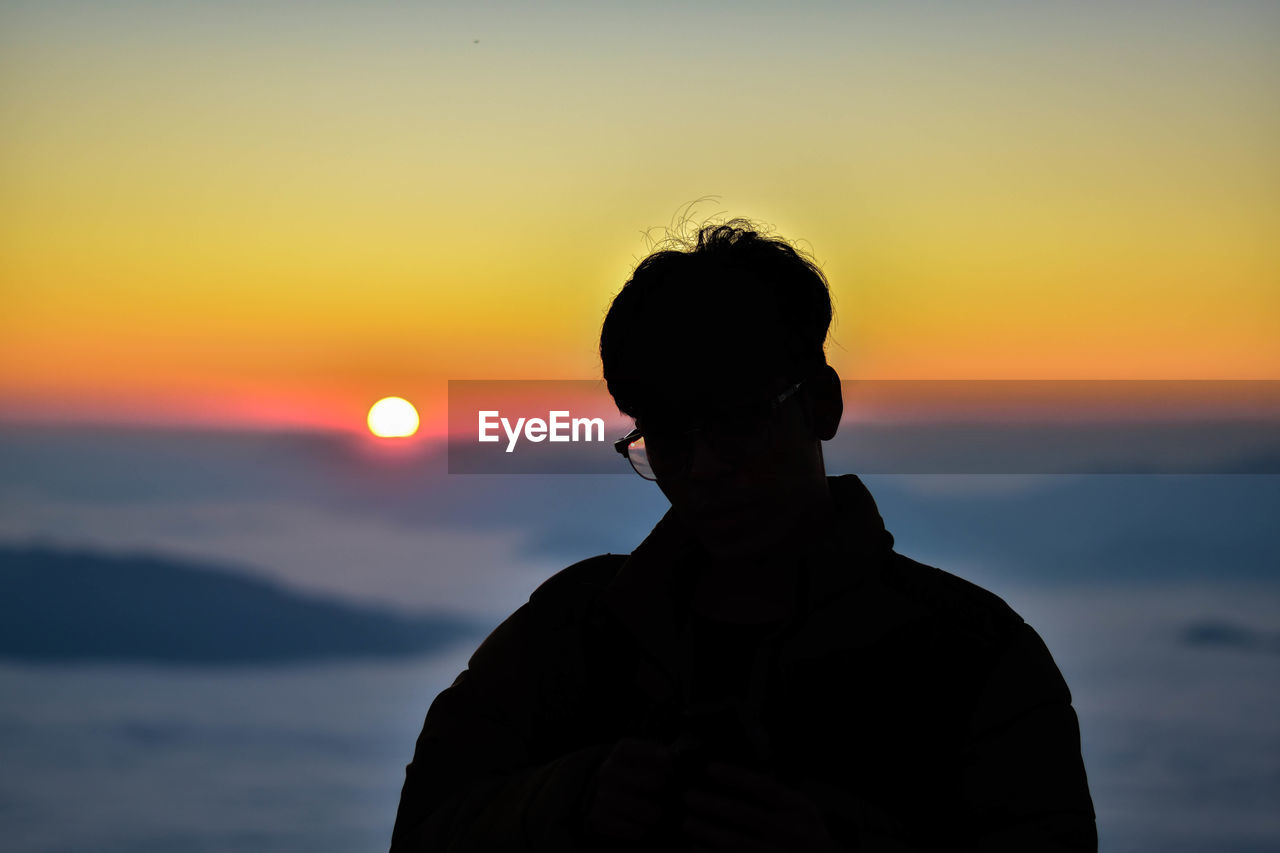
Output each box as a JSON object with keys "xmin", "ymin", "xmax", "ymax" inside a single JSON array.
[{"xmin": 2, "ymin": 1, "xmax": 1276, "ymax": 435}]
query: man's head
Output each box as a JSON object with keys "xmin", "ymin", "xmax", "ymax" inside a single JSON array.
[{"xmin": 601, "ymin": 220, "xmax": 843, "ymax": 561}]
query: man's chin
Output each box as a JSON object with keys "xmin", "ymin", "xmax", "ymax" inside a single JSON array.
[
  {"xmin": 693, "ymin": 520, "xmax": 794, "ymax": 563},
  {"xmin": 688, "ymin": 500, "xmax": 833, "ymax": 563}
]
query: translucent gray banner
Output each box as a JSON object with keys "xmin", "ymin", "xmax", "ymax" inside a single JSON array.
[{"xmin": 447, "ymin": 380, "xmax": 1280, "ymax": 475}]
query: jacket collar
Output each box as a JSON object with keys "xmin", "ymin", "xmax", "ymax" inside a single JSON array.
[{"xmin": 591, "ymin": 474, "xmax": 896, "ymax": 682}]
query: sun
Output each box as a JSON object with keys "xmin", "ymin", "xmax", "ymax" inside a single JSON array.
[{"xmin": 367, "ymin": 397, "xmax": 420, "ymax": 438}]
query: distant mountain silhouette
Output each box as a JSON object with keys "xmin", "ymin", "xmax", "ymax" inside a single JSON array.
[
  {"xmin": 0, "ymin": 545, "xmax": 483, "ymax": 664},
  {"xmin": 1180, "ymin": 619, "xmax": 1280, "ymax": 654}
]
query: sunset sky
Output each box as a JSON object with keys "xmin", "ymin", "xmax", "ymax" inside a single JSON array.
[{"xmin": 2, "ymin": 0, "xmax": 1276, "ymax": 436}]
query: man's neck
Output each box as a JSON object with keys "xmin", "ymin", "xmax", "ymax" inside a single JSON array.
[{"xmin": 687, "ymin": 489, "xmax": 838, "ymax": 624}]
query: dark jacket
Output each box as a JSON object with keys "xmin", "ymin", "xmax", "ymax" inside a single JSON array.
[{"xmin": 391, "ymin": 474, "xmax": 1097, "ymax": 851}]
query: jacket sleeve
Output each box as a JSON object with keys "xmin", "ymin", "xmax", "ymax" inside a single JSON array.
[
  {"xmin": 959, "ymin": 621, "xmax": 1098, "ymax": 852},
  {"xmin": 389, "ymin": 603, "xmax": 612, "ymax": 852}
]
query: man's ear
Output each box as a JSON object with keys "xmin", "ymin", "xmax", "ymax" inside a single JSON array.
[{"xmin": 807, "ymin": 365, "xmax": 842, "ymax": 441}]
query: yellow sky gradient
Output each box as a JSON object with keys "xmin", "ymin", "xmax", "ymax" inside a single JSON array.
[{"xmin": 1, "ymin": 1, "xmax": 1276, "ymax": 434}]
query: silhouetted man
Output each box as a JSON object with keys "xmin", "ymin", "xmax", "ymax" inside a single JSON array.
[{"xmin": 391, "ymin": 222, "xmax": 1097, "ymax": 851}]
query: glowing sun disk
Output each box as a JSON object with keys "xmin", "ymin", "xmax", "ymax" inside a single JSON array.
[{"xmin": 367, "ymin": 396, "xmax": 419, "ymax": 438}]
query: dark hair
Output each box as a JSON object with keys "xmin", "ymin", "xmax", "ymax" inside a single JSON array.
[{"xmin": 600, "ymin": 219, "xmax": 833, "ymax": 418}]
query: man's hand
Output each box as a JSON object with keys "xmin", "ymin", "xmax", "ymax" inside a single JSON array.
[
  {"xmin": 583, "ymin": 737, "xmax": 675, "ymax": 843},
  {"xmin": 682, "ymin": 761, "xmax": 841, "ymax": 853}
]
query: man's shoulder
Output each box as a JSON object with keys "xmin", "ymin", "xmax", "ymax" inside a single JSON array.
[
  {"xmin": 526, "ymin": 553, "xmax": 627, "ymax": 616},
  {"xmin": 469, "ymin": 554, "xmax": 624, "ymax": 669},
  {"xmin": 878, "ymin": 551, "xmax": 1026, "ymax": 647}
]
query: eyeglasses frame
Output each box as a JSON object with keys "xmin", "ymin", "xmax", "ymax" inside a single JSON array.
[{"xmin": 613, "ymin": 380, "xmax": 806, "ymax": 480}]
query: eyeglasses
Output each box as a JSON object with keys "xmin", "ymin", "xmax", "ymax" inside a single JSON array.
[{"xmin": 613, "ymin": 381, "xmax": 804, "ymax": 480}]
